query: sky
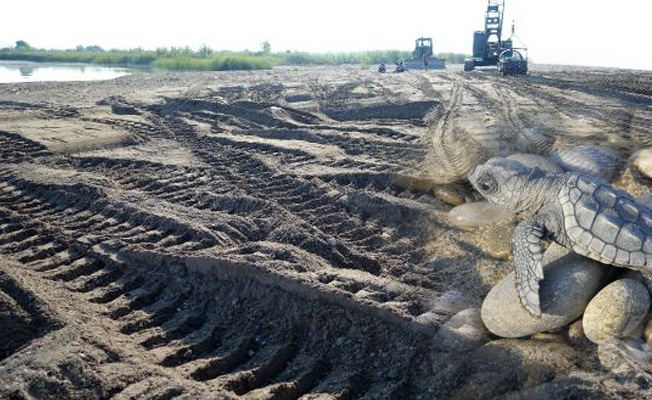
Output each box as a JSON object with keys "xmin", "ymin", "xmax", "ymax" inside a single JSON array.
[{"xmin": 3, "ymin": 0, "xmax": 652, "ymax": 69}]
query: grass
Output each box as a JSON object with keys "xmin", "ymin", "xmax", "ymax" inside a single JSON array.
[
  {"xmin": 152, "ymin": 56, "xmax": 272, "ymax": 71},
  {"xmin": 0, "ymin": 49, "xmax": 271, "ymax": 71},
  {"xmin": 0, "ymin": 47, "xmax": 469, "ymax": 71},
  {"xmin": 0, "ymin": 50, "xmax": 157, "ymax": 65}
]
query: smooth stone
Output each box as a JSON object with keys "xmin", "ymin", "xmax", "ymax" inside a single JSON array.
[
  {"xmin": 448, "ymin": 201, "xmax": 514, "ymax": 230},
  {"xmin": 481, "ymin": 243, "xmax": 610, "ymax": 338},
  {"xmin": 433, "ymin": 186, "xmax": 466, "ymax": 206},
  {"xmin": 434, "ymin": 308, "xmax": 490, "ymax": 352},
  {"xmin": 619, "ymin": 268, "xmax": 652, "ymax": 295},
  {"xmin": 582, "ymin": 279, "xmax": 650, "ymax": 344},
  {"xmin": 542, "ymin": 242, "xmax": 571, "ymax": 264},
  {"xmin": 567, "ymin": 320, "xmax": 586, "ymax": 342},
  {"xmin": 477, "ymin": 222, "xmax": 516, "ymax": 260},
  {"xmin": 506, "ymin": 153, "xmax": 564, "ymax": 174},
  {"xmin": 632, "ymin": 148, "xmax": 652, "ymax": 180}
]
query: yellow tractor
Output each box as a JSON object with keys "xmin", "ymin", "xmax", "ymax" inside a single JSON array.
[{"xmin": 404, "ymin": 37, "xmax": 446, "ymax": 70}]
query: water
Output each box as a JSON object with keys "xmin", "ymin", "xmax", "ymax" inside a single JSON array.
[{"xmin": 0, "ymin": 61, "xmax": 136, "ymax": 83}]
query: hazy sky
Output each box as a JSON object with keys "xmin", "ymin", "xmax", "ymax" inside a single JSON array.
[{"xmin": 3, "ymin": 0, "xmax": 651, "ymax": 69}]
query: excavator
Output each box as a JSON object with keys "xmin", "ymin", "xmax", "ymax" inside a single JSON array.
[{"xmin": 463, "ymin": 0, "xmax": 527, "ymax": 75}]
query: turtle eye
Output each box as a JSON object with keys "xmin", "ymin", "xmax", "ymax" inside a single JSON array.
[{"xmin": 478, "ymin": 175, "xmax": 498, "ymax": 194}]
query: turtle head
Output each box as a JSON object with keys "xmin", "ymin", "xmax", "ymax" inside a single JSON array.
[{"xmin": 468, "ymin": 157, "xmax": 549, "ymax": 213}]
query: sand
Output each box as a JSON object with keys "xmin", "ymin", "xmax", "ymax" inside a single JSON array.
[{"xmin": 1, "ymin": 64, "xmax": 652, "ymax": 399}]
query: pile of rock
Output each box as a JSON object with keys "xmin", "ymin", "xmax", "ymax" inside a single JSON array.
[
  {"xmin": 440, "ymin": 150, "xmax": 652, "ymax": 357},
  {"xmin": 481, "ymin": 242, "xmax": 651, "ymax": 345}
]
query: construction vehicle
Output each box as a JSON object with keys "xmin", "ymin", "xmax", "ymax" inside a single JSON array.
[
  {"xmin": 464, "ymin": 0, "xmax": 508, "ymax": 71},
  {"xmin": 404, "ymin": 37, "xmax": 445, "ymax": 70},
  {"xmin": 497, "ymin": 48, "xmax": 528, "ymax": 76},
  {"xmin": 496, "ymin": 21, "xmax": 528, "ymax": 76}
]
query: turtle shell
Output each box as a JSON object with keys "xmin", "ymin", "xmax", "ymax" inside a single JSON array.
[{"xmin": 559, "ymin": 174, "xmax": 652, "ymax": 267}]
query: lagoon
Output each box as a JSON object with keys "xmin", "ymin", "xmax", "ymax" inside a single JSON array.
[{"xmin": 0, "ymin": 61, "xmax": 135, "ymax": 83}]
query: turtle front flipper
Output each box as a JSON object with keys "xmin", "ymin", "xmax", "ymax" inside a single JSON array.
[{"xmin": 512, "ymin": 218, "xmax": 547, "ymax": 318}]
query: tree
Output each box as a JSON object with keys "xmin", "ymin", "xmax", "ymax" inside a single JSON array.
[
  {"xmin": 260, "ymin": 41, "xmax": 271, "ymax": 55},
  {"xmin": 198, "ymin": 44, "xmax": 213, "ymax": 58},
  {"xmin": 85, "ymin": 45, "xmax": 104, "ymax": 52},
  {"xmin": 15, "ymin": 40, "xmax": 30, "ymax": 50}
]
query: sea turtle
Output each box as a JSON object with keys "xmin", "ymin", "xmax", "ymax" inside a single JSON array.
[{"xmin": 468, "ymin": 157, "xmax": 652, "ymax": 318}]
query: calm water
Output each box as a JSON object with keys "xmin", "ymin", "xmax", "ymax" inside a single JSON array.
[{"xmin": 0, "ymin": 61, "xmax": 135, "ymax": 83}]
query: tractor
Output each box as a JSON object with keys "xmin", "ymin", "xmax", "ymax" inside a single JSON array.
[{"xmin": 404, "ymin": 37, "xmax": 445, "ymax": 70}]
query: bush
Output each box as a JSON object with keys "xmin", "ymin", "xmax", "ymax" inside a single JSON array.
[
  {"xmin": 152, "ymin": 55, "xmax": 272, "ymax": 71},
  {"xmin": 0, "ymin": 45, "xmax": 469, "ymax": 71}
]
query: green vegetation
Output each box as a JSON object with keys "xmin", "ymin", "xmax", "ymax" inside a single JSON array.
[
  {"xmin": 152, "ymin": 56, "xmax": 272, "ymax": 71},
  {"xmin": 0, "ymin": 40, "xmax": 469, "ymax": 71},
  {"xmin": 0, "ymin": 49, "xmax": 157, "ymax": 65}
]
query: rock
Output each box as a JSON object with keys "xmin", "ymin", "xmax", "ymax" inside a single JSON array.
[
  {"xmin": 567, "ymin": 320, "xmax": 586, "ymax": 342},
  {"xmin": 477, "ymin": 222, "xmax": 516, "ymax": 259},
  {"xmin": 582, "ymin": 279, "xmax": 650, "ymax": 344},
  {"xmin": 541, "ymin": 241, "xmax": 571, "ymax": 264},
  {"xmin": 619, "ymin": 268, "xmax": 652, "ymax": 295},
  {"xmin": 448, "ymin": 201, "xmax": 514, "ymax": 230},
  {"xmin": 434, "ymin": 308, "xmax": 490, "ymax": 352},
  {"xmin": 433, "ymin": 185, "xmax": 466, "ymax": 206},
  {"xmin": 506, "ymin": 153, "xmax": 563, "ymax": 174},
  {"xmin": 481, "ymin": 243, "xmax": 610, "ymax": 338},
  {"xmin": 632, "ymin": 148, "xmax": 652, "ymax": 180}
]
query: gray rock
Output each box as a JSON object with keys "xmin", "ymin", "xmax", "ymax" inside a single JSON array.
[
  {"xmin": 434, "ymin": 308, "xmax": 490, "ymax": 352},
  {"xmin": 481, "ymin": 243, "xmax": 610, "ymax": 338},
  {"xmin": 477, "ymin": 222, "xmax": 516, "ymax": 260},
  {"xmin": 618, "ymin": 268, "xmax": 652, "ymax": 295},
  {"xmin": 507, "ymin": 153, "xmax": 563, "ymax": 174},
  {"xmin": 448, "ymin": 201, "xmax": 514, "ymax": 230},
  {"xmin": 582, "ymin": 279, "xmax": 650, "ymax": 344},
  {"xmin": 567, "ymin": 320, "xmax": 586, "ymax": 342}
]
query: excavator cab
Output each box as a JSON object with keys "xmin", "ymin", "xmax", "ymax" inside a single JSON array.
[{"xmin": 413, "ymin": 38, "xmax": 433, "ymax": 59}]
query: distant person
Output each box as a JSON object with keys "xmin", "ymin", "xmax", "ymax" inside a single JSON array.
[
  {"xmin": 394, "ymin": 61, "xmax": 406, "ymax": 73},
  {"xmin": 378, "ymin": 63, "xmax": 386, "ymax": 73}
]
